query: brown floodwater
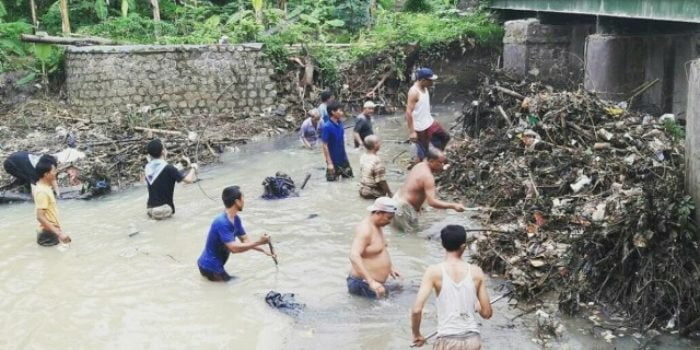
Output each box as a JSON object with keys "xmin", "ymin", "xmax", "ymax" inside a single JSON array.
[{"xmin": 0, "ymin": 105, "xmax": 697, "ymax": 349}]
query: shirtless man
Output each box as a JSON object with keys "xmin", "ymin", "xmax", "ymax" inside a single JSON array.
[
  {"xmin": 348, "ymin": 197, "xmax": 400, "ymax": 298},
  {"xmin": 405, "ymin": 68, "xmax": 451, "ymax": 162},
  {"xmin": 411, "ymin": 225, "xmax": 492, "ymax": 349},
  {"xmin": 392, "ymin": 149, "xmax": 465, "ymax": 232}
]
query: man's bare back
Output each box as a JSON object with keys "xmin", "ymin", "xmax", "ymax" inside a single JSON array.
[
  {"xmin": 396, "ymin": 152, "xmax": 465, "ymax": 213},
  {"xmin": 397, "ymin": 161, "xmax": 433, "ymax": 212}
]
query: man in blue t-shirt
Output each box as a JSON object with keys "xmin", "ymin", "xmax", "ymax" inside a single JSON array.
[
  {"xmin": 321, "ymin": 101, "xmax": 353, "ymax": 181},
  {"xmin": 197, "ymin": 186, "xmax": 275, "ymax": 282}
]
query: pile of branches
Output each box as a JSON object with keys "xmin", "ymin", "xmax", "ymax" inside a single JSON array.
[
  {"xmin": 0, "ymin": 99, "xmax": 294, "ymax": 191},
  {"xmin": 440, "ymin": 78, "xmax": 700, "ymax": 334}
]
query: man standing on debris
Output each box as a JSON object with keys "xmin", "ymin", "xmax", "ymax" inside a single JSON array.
[
  {"xmin": 197, "ymin": 186, "xmax": 275, "ymax": 282},
  {"xmin": 2, "ymin": 151, "xmax": 60, "ymax": 194},
  {"xmin": 33, "ymin": 158, "xmax": 71, "ymax": 246},
  {"xmin": 144, "ymin": 139, "xmax": 197, "ymax": 220},
  {"xmin": 318, "ymin": 90, "xmax": 334, "ymax": 124},
  {"xmin": 359, "ymin": 135, "xmax": 392, "ymax": 199},
  {"xmin": 411, "ymin": 225, "xmax": 492, "ymax": 348},
  {"xmin": 392, "ymin": 149, "xmax": 465, "ymax": 232},
  {"xmin": 353, "ymin": 101, "xmax": 376, "ymax": 148},
  {"xmin": 405, "ymin": 68, "xmax": 451, "ymax": 161},
  {"xmin": 348, "ymin": 197, "xmax": 401, "ymax": 298},
  {"xmin": 300, "ymin": 108, "xmax": 323, "ymax": 149},
  {"xmin": 321, "ymin": 101, "xmax": 353, "ymax": 181}
]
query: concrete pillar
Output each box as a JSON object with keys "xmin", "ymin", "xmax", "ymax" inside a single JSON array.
[
  {"xmin": 503, "ymin": 18, "xmax": 593, "ymax": 85},
  {"xmin": 686, "ymin": 59, "xmax": 700, "ymax": 219},
  {"xmin": 584, "ymin": 33, "xmax": 700, "ymax": 117}
]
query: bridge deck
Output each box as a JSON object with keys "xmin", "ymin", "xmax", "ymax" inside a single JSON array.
[{"xmin": 490, "ymin": 0, "xmax": 700, "ymax": 24}]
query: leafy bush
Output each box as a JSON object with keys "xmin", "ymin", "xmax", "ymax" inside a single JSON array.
[
  {"xmin": 79, "ymin": 14, "xmax": 177, "ymax": 43},
  {"xmin": 403, "ymin": 0, "xmax": 431, "ymax": 12}
]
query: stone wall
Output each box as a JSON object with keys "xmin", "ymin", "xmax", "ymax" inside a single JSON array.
[
  {"xmin": 503, "ymin": 18, "xmax": 594, "ymax": 85},
  {"xmin": 65, "ymin": 44, "xmax": 278, "ymax": 116}
]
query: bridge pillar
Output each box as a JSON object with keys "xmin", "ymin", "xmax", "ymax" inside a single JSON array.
[
  {"xmin": 584, "ymin": 33, "xmax": 700, "ymax": 116},
  {"xmin": 503, "ymin": 18, "xmax": 593, "ymax": 85},
  {"xmin": 686, "ymin": 59, "xmax": 700, "ymax": 220}
]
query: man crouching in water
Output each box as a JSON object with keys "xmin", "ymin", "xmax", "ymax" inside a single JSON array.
[
  {"xmin": 392, "ymin": 149, "xmax": 465, "ymax": 232},
  {"xmin": 348, "ymin": 197, "xmax": 400, "ymax": 298},
  {"xmin": 411, "ymin": 225, "xmax": 492, "ymax": 349}
]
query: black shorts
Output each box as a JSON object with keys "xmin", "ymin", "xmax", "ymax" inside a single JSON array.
[
  {"xmin": 326, "ymin": 163, "xmax": 353, "ymax": 182},
  {"xmin": 37, "ymin": 230, "xmax": 59, "ymax": 246},
  {"xmin": 199, "ymin": 266, "xmax": 232, "ymax": 282}
]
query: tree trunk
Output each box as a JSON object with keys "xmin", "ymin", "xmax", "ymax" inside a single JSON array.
[
  {"xmin": 29, "ymin": 0, "xmax": 38, "ymax": 31},
  {"xmin": 150, "ymin": 0, "xmax": 161, "ymax": 22},
  {"xmin": 21, "ymin": 34, "xmax": 118, "ymax": 46},
  {"xmin": 59, "ymin": 0, "xmax": 71, "ymax": 34}
]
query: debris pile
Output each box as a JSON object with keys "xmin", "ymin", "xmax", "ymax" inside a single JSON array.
[
  {"xmin": 441, "ymin": 78, "xmax": 700, "ymax": 335},
  {"xmin": 0, "ymin": 99, "xmax": 295, "ymax": 193}
]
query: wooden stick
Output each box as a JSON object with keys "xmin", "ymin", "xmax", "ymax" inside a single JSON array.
[
  {"xmin": 268, "ymin": 241, "xmax": 278, "ymax": 266},
  {"xmin": 490, "ymin": 85, "xmax": 525, "ymax": 100},
  {"xmin": 133, "ymin": 126, "xmax": 184, "ymax": 136},
  {"xmin": 497, "ymin": 105, "xmax": 512, "ymax": 126}
]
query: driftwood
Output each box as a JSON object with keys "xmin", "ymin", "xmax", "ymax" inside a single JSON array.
[
  {"xmin": 20, "ymin": 34, "xmax": 117, "ymax": 46},
  {"xmin": 490, "ymin": 85, "xmax": 525, "ymax": 100},
  {"xmin": 133, "ymin": 126, "xmax": 184, "ymax": 136}
]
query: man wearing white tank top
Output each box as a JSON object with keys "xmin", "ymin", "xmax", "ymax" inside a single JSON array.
[
  {"xmin": 405, "ymin": 68, "xmax": 451, "ymax": 162},
  {"xmin": 411, "ymin": 225, "xmax": 492, "ymax": 349}
]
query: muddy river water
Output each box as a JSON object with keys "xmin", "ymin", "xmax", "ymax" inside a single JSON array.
[{"xmin": 0, "ymin": 105, "xmax": 697, "ymax": 349}]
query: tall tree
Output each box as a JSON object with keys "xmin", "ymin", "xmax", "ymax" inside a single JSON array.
[
  {"xmin": 29, "ymin": 0, "xmax": 38, "ymax": 30},
  {"xmin": 59, "ymin": 0, "xmax": 71, "ymax": 34},
  {"xmin": 150, "ymin": 0, "xmax": 161, "ymax": 21}
]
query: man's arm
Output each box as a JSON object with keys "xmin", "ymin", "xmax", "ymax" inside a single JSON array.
[
  {"xmin": 474, "ymin": 266, "xmax": 493, "ymax": 319},
  {"xmin": 353, "ymin": 132, "xmax": 363, "ymax": 148},
  {"xmin": 225, "ymin": 233, "xmax": 270, "ymax": 254},
  {"xmin": 405, "ymin": 89, "xmax": 419, "ymax": 139},
  {"xmin": 411, "ymin": 267, "xmax": 436, "ymax": 347},
  {"xmin": 239, "ymin": 234, "xmax": 273, "ymax": 256},
  {"xmin": 424, "ymin": 176, "xmax": 464, "ymax": 211},
  {"xmin": 379, "ymin": 180, "xmax": 392, "ymax": 197},
  {"xmin": 51, "ymin": 178, "xmax": 61, "ymax": 197},
  {"xmin": 301, "ymin": 136, "xmax": 312, "ymax": 149},
  {"xmin": 322, "ymin": 142, "xmax": 334, "ymax": 170},
  {"xmin": 181, "ymin": 165, "xmax": 197, "ymax": 184},
  {"xmin": 349, "ymin": 228, "xmax": 385, "ymax": 296}
]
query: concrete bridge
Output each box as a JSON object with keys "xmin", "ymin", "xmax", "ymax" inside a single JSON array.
[
  {"xmin": 491, "ymin": 0, "xmax": 700, "ymax": 24},
  {"xmin": 487, "ymin": 0, "xmax": 700, "ymax": 218}
]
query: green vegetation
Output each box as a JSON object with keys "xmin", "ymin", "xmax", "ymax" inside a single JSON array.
[{"xmin": 0, "ymin": 0, "xmax": 502, "ymax": 88}]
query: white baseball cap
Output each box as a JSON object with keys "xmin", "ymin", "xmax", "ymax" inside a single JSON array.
[
  {"xmin": 363, "ymin": 101, "xmax": 376, "ymax": 109},
  {"xmin": 367, "ymin": 197, "xmax": 398, "ymax": 213}
]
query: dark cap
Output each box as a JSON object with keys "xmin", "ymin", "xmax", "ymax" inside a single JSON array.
[{"xmin": 416, "ymin": 68, "xmax": 438, "ymax": 81}]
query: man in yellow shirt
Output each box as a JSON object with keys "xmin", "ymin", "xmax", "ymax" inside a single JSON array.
[{"xmin": 33, "ymin": 158, "xmax": 71, "ymax": 246}]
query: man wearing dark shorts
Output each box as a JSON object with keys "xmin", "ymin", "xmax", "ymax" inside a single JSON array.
[
  {"xmin": 197, "ymin": 186, "xmax": 275, "ymax": 282},
  {"xmin": 321, "ymin": 101, "xmax": 354, "ymax": 181},
  {"xmin": 348, "ymin": 197, "xmax": 401, "ymax": 298},
  {"xmin": 3, "ymin": 151, "xmax": 58, "ymax": 193},
  {"xmin": 144, "ymin": 139, "xmax": 197, "ymax": 220},
  {"xmin": 405, "ymin": 68, "xmax": 451, "ymax": 161}
]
